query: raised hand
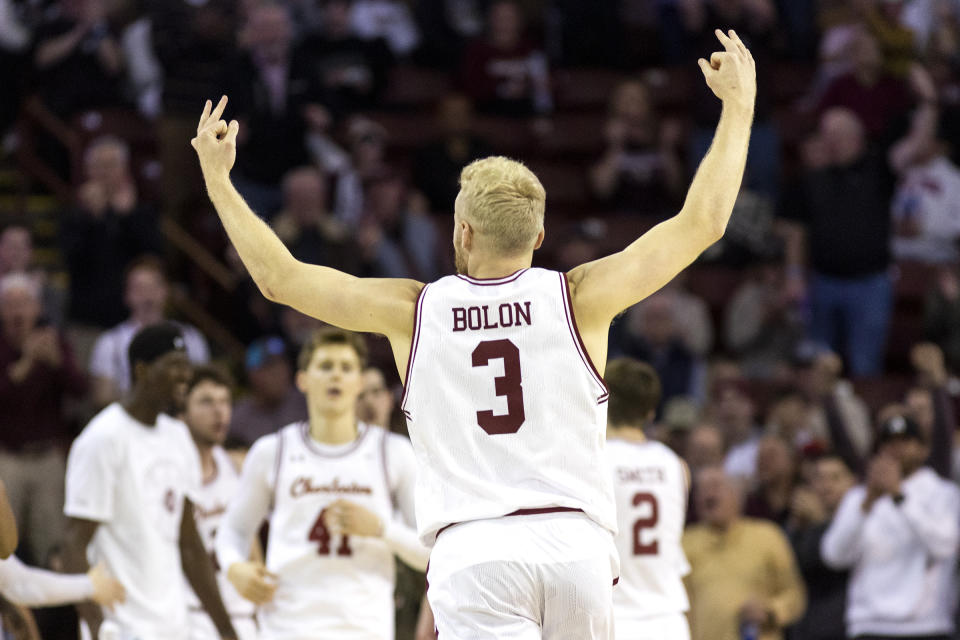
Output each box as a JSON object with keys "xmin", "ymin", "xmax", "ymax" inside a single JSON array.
[
  {"xmin": 697, "ymin": 29, "xmax": 757, "ymax": 112},
  {"xmin": 191, "ymin": 96, "xmax": 240, "ymax": 178}
]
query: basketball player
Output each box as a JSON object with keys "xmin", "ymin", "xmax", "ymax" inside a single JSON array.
[
  {"xmin": 605, "ymin": 359, "xmax": 691, "ymax": 640},
  {"xmin": 194, "ymin": 29, "xmax": 755, "ymax": 638},
  {"xmin": 182, "ymin": 366, "xmax": 259, "ymax": 640},
  {"xmin": 63, "ymin": 323, "xmax": 237, "ymax": 640},
  {"xmin": 215, "ymin": 328, "xmax": 428, "ymax": 639}
]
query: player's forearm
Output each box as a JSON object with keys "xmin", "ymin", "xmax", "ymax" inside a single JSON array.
[
  {"xmin": 203, "ymin": 173, "xmax": 298, "ymax": 302},
  {"xmin": 0, "ymin": 481, "xmax": 17, "ymax": 559},
  {"xmin": 382, "ymin": 519, "xmax": 429, "ymax": 572},
  {"xmin": 677, "ymin": 103, "xmax": 753, "ymax": 243},
  {"xmin": 182, "ymin": 509, "xmax": 236, "ymax": 639},
  {"xmin": 0, "ymin": 557, "xmax": 94, "ymax": 607},
  {"xmin": 62, "ymin": 523, "xmax": 102, "ymax": 633}
]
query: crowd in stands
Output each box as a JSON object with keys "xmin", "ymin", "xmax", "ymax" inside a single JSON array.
[{"xmin": 3, "ymin": 0, "xmax": 960, "ymax": 638}]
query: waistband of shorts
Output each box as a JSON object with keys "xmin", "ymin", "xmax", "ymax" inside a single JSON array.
[{"xmin": 434, "ymin": 506, "xmax": 585, "ymax": 539}]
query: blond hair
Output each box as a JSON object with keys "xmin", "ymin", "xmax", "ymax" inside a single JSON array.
[{"xmin": 458, "ymin": 156, "xmax": 545, "ymax": 255}]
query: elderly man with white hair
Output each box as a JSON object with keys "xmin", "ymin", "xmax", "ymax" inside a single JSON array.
[{"xmin": 0, "ymin": 273, "xmax": 87, "ymax": 564}]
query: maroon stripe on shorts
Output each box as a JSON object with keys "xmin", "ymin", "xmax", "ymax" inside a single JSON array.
[{"xmin": 434, "ymin": 507, "xmax": 585, "ymax": 539}]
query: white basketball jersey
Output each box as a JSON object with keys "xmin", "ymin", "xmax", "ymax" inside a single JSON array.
[
  {"xmin": 263, "ymin": 422, "xmax": 396, "ymax": 640},
  {"xmin": 402, "ymin": 268, "xmax": 616, "ymax": 544},
  {"xmin": 187, "ymin": 446, "xmax": 256, "ymax": 621},
  {"xmin": 607, "ymin": 438, "xmax": 690, "ymax": 621}
]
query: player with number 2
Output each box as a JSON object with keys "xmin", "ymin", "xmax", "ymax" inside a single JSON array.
[{"xmin": 195, "ymin": 28, "xmax": 756, "ymax": 639}]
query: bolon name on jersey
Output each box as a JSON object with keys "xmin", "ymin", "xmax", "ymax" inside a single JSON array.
[{"xmin": 452, "ymin": 301, "xmax": 532, "ymax": 332}]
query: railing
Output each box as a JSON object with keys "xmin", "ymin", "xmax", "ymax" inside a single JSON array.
[{"xmin": 14, "ymin": 97, "xmax": 246, "ymax": 360}]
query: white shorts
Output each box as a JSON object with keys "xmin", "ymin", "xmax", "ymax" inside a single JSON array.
[
  {"xmin": 614, "ymin": 613, "xmax": 690, "ymax": 640},
  {"xmin": 427, "ymin": 510, "xmax": 619, "ymax": 640},
  {"xmin": 188, "ymin": 611, "xmax": 258, "ymax": 640}
]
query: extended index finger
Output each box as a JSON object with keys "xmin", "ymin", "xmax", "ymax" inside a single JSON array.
[
  {"xmin": 714, "ymin": 28, "xmax": 735, "ymax": 52},
  {"xmin": 210, "ymin": 95, "xmax": 228, "ymax": 123},
  {"xmin": 197, "ymin": 99, "xmax": 212, "ymax": 132},
  {"xmin": 727, "ymin": 29, "xmax": 750, "ymax": 57}
]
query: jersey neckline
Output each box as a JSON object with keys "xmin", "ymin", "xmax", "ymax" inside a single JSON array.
[
  {"xmin": 298, "ymin": 421, "xmax": 372, "ymax": 457},
  {"xmin": 455, "ymin": 268, "xmax": 530, "ymax": 285}
]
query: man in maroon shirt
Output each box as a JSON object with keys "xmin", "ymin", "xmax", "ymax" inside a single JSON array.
[
  {"xmin": 458, "ymin": 0, "xmax": 552, "ymax": 116},
  {"xmin": 0, "ymin": 273, "xmax": 87, "ymax": 564},
  {"xmin": 818, "ymin": 30, "xmax": 912, "ymax": 142}
]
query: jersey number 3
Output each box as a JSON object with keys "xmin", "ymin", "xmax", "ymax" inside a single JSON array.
[
  {"xmin": 472, "ymin": 339, "xmax": 526, "ymax": 435},
  {"xmin": 632, "ymin": 492, "xmax": 659, "ymax": 556}
]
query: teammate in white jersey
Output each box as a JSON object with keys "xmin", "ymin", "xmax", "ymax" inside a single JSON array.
[
  {"xmin": 604, "ymin": 359, "xmax": 691, "ymax": 640},
  {"xmin": 182, "ymin": 366, "xmax": 259, "ymax": 640},
  {"xmin": 63, "ymin": 323, "xmax": 238, "ymax": 640},
  {"xmin": 216, "ymin": 329, "xmax": 429, "ymax": 640},
  {"xmin": 194, "ymin": 28, "xmax": 755, "ymax": 638}
]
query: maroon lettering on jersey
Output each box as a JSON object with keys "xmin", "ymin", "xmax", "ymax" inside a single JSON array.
[
  {"xmin": 453, "ymin": 307, "xmax": 467, "ymax": 331},
  {"xmin": 450, "ymin": 302, "xmax": 533, "ymax": 332},
  {"xmin": 290, "ymin": 476, "xmax": 373, "ymax": 498}
]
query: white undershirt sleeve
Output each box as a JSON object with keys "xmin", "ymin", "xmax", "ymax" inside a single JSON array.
[
  {"xmin": 0, "ymin": 556, "xmax": 94, "ymax": 607},
  {"xmin": 898, "ymin": 482, "xmax": 960, "ymax": 560},
  {"xmin": 215, "ymin": 435, "xmax": 277, "ymax": 572},
  {"xmin": 383, "ymin": 434, "xmax": 430, "ymax": 571},
  {"xmin": 821, "ymin": 486, "xmax": 868, "ymax": 570}
]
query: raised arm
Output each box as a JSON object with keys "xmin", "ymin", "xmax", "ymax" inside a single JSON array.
[
  {"xmin": 192, "ymin": 97, "xmax": 422, "ymax": 343},
  {"xmin": 569, "ymin": 30, "xmax": 755, "ymax": 330},
  {"xmin": 0, "ymin": 478, "xmax": 17, "ymax": 559}
]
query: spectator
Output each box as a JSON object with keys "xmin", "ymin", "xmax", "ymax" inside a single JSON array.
[
  {"xmin": 351, "ymin": 0, "xmax": 420, "ymax": 57},
  {"xmin": 683, "ymin": 0, "xmax": 780, "ymax": 198},
  {"xmin": 413, "ymin": 94, "xmax": 493, "ymax": 213},
  {"xmin": 357, "ymin": 365, "xmax": 397, "ymax": 430},
  {"xmin": 711, "ymin": 379, "xmax": 763, "ymax": 480},
  {"xmin": 88, "ymin": 257, "xmax": 209, "ymax": 408},
  {"xmin": 458, "ymin": 0, "xmax": 553, "ymax": 116},
  {"xmin": 765, "ymin": 387, "xmax": 815, "ymax": 450},
  {"xmin": 724, "ymin": 260, "xmax": 805, "ymax": 378},
  {"xmin": 822, "ymin": 415, "xmax": 960, "ymax": 639},
  {"xmin": 229, "ymin": 336, "xmax": 307, "ymax": 447},
  {"xmin": 854, "ymin": 0, "xmax": 916, "ymax": 77},
  {"xmin": 0, "ymin": 225, "xmax": 65, "ymax": 327},
  {"xmin": 923, "ymin": 265, "xmax": 960, "ymax": 370},
  {"xmin": 301, "ymin": 0, "xmax": 392, "ymax": 116},
  {"xmin": 683, "ymin": 467, "xmax": 806, "ymax": 640},
  {"xmin": 32, "ymin": 0, "xmax": 124, "ymax": 118},
  {"xmin": 357, "ymin": 170, "xmax": 440, "ymax": 281},
  {"xmin": 685, "ymin": 423, "xmax": 726, "ymax": 475},
  {"xmin": 787, "ymin": 453, "xmax": 855, "ymax": 640},
  {"xmin": 230, "ymin": 4, "xmax": 328, "ymax": 218},
  {"xmin": 817, "ymin": 30, "xmax": 912, "ymax": 142},
  {"xmin": 889, "ymin": 67, "xmax": 960, "ymax": 263},
  {"xmin": 745, "ymin": 436, "xmax": 798, "ymax": 526},
  {"xmin": 62, "ymin": 136, "xmax": 162, "ymax": 329},
  {"xmin": 333, "ymin": 116, "xmax": 391, "ymax": 225},
  {"xmin": 589, "ymin": 79, "xmax": 684, "ymax": 218},
  {"xmin": 663, "ymin": 275, "xmax": 714, "ymax": 358},
  {"xmin": 780, "ymin": 108, "xmax": 895, "ymax": 376},
  {"xmin": 412, "ymin": 0, "xmax": 483, "ymax": 67},
  {"xmin": 905, "ymin": 342, "xmax": 956, "ymax": 480},
  {"xmin": 150, "ymin": 0, "xmax": 239, "ymax": 222},
  {"xmin": 611, "ymin": 291, "xmax": 704, "ymax": 407},
  {"xmin": 0, "ymin": 274, "xmax": 87, "ymax": 564},
  {"xmin": 796, "ymin": 350, "xmax": 874, "ymax": 471},
  {"xmin": 272, "ymin": 166, "xmax": 360, "ymax": 272}
]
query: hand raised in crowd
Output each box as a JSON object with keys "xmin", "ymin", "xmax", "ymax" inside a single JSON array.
[
  {"xmin": 323, "ymin": 499, "xmax": 383, "ymax": 538},
  {"xmin": 191, "ymin": 96, "xmax": 239, "ymax": 178},
  {"xmin": 23, "ymin": 328, "xmax": 62, "ymax": 369},
  {"xmin": 789, "ymin": 486, "xmax": 827, "ymax": 527},
  {"xmin": 87, "ymin": 562, "xmax": 125, "ymax": 610},
  {"xmin": 911, "ymin": 342, "xmax": 948, "ymax": 387},
  {"xmin": 864, "ymin": 455, "xmax": 903, "ymax": 511},
  {"xmin": 226, "ymin": 561, "xmax": 278, "ymax": 605},
  {"xmin": 697, "ymin": 29, "xmax": 757, "ymax": 112}
]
